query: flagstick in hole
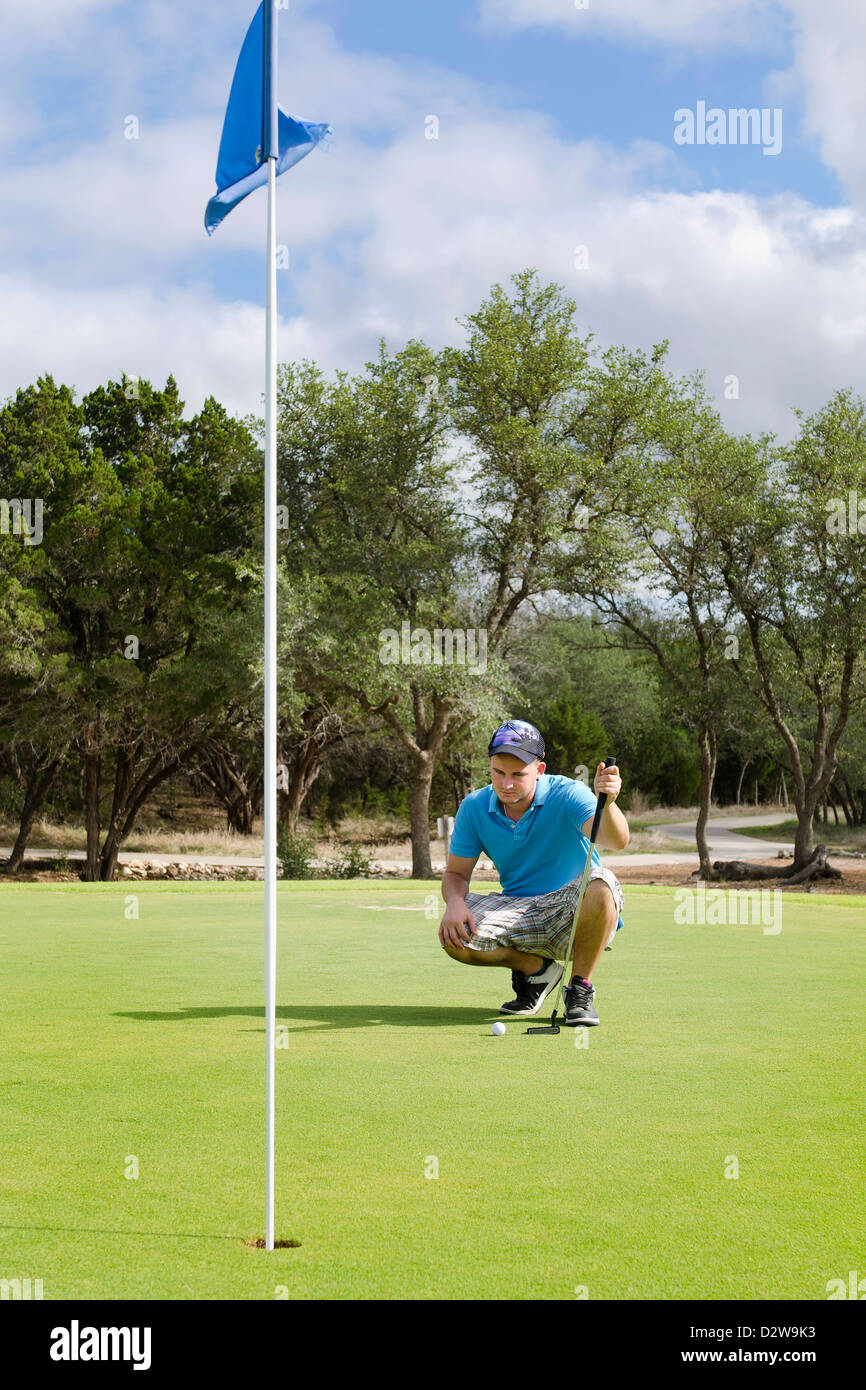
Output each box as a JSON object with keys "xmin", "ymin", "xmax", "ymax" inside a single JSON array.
[{"xmin": 204, "ymin": 0, "xmax": 330, "ymax": 1250}]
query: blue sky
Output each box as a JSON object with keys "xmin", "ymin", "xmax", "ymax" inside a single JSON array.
[
  {"xmin": 324, "ymin": 0, "xmax": 836, "ymax": 204},
  {"xmin": 2, "ymin": 0, "xmax": 865, "ymax": 439}
]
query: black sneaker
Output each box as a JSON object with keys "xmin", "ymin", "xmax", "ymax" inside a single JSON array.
[
  {"xmin": 563, "ymin": 978, "xmax": 600, "ymax": 1027},
  {"xmin": 500, "ymin": 958, "xmax": 563, "ymax": 1016}
]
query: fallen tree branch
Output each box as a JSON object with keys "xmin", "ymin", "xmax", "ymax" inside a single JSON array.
[{"xmin": 712, "ymin": 845, "xmax": 843, "ymax": 884}]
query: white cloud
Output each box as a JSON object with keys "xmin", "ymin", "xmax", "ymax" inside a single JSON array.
[
  {"xmin": 0, "ymin": 275, "xmax": 287, "ymax": 422},
  {"xmin": 785, "ymin": 0, "xmax": 866, "ymax": 208},
  {"xmin": 476, "ymin": 0, "xmax": 866, "ymax": 216},
  {"xmin": 0, "ymin": 9, "xmax": 482, "ymax": 269},
  {"xmin": 3, "ymin": 0, "xmax": 866, "ymax": 448},
  {"xmin": 5, "ymin": 107, "xmax": 866, "ymax": 443},
  {"xmin": 476, "ymin": 0, "xmax": 790, "ymax": 51},
  {"xmin": 0, "ymin": 0, "xmax": 119, "ymax": 47}
]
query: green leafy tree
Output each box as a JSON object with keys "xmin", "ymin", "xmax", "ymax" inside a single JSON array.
[
  {"xmin": 0, "ymin": 378, "xmax": 82, "ymax": 868},
  {"xmin": 505, "ymin": 610, "xmax": 701, "ymax": 807},
  {"xmin": 274, "ymin": 345, "xmax": 509, "ymax": 875},
  {"xmin": 571, "ymin": 375, "xmax": 746, "ymax": 874},
  {"xmin": 446, "ymin": 269, "xmax": 648, "ymax": 647},
  {"xmin": 0, "ymin": 374, "xmax": 261, "ymax": 878},
  {"xmin": 525, "ymin": 678, "xmax": 608, "ymax": 778},
  {"xmin": 718, "ymin": 390, "xmax": 866, "ymax": 868},
  {"xmin": 830, "ymin": 686, "xmax": 866, "ymax": 824}
]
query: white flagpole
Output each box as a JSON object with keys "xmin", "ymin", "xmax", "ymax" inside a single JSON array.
[{"xmin": 264, "ymin": 147, "xmax": 278, "ymax": 1252}]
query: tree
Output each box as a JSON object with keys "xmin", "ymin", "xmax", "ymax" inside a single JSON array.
[
  {"xmin": 0, "ymin": 572, "xmax": 74, "ymax": 871},
  {"xmin": 718, "ymin": 390, "xmax": 866, "ymax": 869},
  {"xmin": 446, "ymin": 269, "xmax": 596, "ymax": 647},
  {"xmin": 275, "ymin": 346, "xmax": 509, "ymax": 876},
  {"xmin": 577, "ymin": 378, "xmax": 747, "ymax": 875},
  {"xmin": 0, "ymin": 378, "xmax": 82, "ymax": 868},
  {"xmin": 830, "ymin": 690, "xmax": 866, "ymax": 824},
  {"xmin": 523, "ymin": 678, "xmax": 608, "ymax": 778},
  {"xmin": 0, "ymin": 374, "xmax": 261, "ymax": 878}
]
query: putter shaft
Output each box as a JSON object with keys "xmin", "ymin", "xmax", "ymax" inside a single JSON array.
[{"xmin": 526, "ymin": 757, "xmax": 616, "ymax": 1036}]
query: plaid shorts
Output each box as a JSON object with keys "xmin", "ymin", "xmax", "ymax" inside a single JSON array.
[{"xmin": 463, "ymin": 865, "xmax": 624, "ymax": 959}]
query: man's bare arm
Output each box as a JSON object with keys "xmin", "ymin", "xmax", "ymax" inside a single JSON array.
[
  {"xmin": 439, "ymin": 852, "xmax": 479, "ymax": 947},
  {"xmin": 590, "ymin": 800, "xmax": 630, "ymax": 850},
  {"xmin": 581, "ymin": 761, "xmax": 630, "ymax": 850}
]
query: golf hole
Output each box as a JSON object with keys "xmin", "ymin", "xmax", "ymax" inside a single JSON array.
[{"xmin": 242, "ymin": 1237, "xmax": 302, "ymax": 1249}]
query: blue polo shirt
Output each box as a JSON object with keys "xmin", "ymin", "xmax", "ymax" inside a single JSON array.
[{"xmin": 449, "ymin": 773, "xmax": 605, "ymax": 898}]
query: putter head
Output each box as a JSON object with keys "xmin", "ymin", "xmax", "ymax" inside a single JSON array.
[{"xmin": 526, "ymin": 1009, "xmax": 561, "ymax": 1036}]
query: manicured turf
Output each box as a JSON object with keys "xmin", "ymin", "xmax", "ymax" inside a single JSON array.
[{"xmin": 0, "ymin": 879, "xmax": 863, "ymax": 1300}]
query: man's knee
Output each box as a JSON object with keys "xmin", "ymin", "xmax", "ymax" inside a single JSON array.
[
  {"xmin": 580, "ymin": 878, "xmax": 617, "ymax": 919},
  {"xmin": 442, "ymin": 942, "xmax": 475, "ymax": 964},
  {"xmin": 442, "ymin": 942, "xmax": 504, "ymax": 965}
]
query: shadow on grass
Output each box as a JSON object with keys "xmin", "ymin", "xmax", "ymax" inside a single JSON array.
[
  {"xmin": 113, "ymin": 1005, "xmax": 500, "ymax": 1031},
  {"xmin": 0, "ymin": 1223, "xmax": 246, "ymax": 1241}
]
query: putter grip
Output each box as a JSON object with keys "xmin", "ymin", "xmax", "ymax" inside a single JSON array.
[{"xmin": 588, "ymin": 756, "xmax": 617, "ymax": 844}]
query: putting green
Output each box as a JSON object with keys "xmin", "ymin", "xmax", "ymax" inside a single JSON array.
[{"xmin": 0, "ymin": 880, "xmax": 863, "ymax": 1299}]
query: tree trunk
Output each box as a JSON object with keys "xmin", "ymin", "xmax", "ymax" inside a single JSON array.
[
  {"xmin": 348, "ymin": 685, "xmax": 453, "ymax": 878},
  {"xmin": 99, "ymin": 839, "xmax": 122, "ymax": 882},
  {"xmin": 229, "ymin": 794, "xmax": 254, "ymax": 836},
  {"xmin": 838, "ymin": 772, "xmax": 864, "ymax": 826},
  {"xmin": 99, "ymin": 753, "xmax": 183, "ymax": 880},
  {"xmin": 443, "ymin": 752, "xmax": 472, "ymax": 812},
  {"xmin": 277, "ymin": 710, "xmax": 352, "ymax": 835},
  {"xmin": 833, "ymin": 778, "xmax": 855, "ymax": 827},
  {"xmin": 83, "ymin": 751, "xmax": 101, "ymax": 881},
  {"xmin": 735, "ymin": 759, "xmax": 750, "ymax": 806},
  {"xmin": 792, "ymin": 789, "xmax": 817, "ymax": 869},
  {"xmin": 409, "ymin": 750, "xmax": 435, "ymax": 878},
  {"xmin": 4, "ymin": 756, "xmax": 64, "ymax": 874},
  {"xmin": 98, "ymin": 746, "xmax": 136, "ymax": 879},
  {"xmin": 281, "ymin": 748, "xmax": 324, "ymax": 835},
  {"xmin": 282, "ymin": 777, "xmax": 306, "ymax": 835},
  {"xmin": 695, "ymin": 724, "xmax": 717, "ymax": 880},
  {"xmin": 195, "ymin": 742, "xmax": 259, "ymax": 835},
  {"xmin": 713, "ymin": 845, "xmax": 842, "ymax": 884}
]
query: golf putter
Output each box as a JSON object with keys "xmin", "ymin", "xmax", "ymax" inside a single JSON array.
[{"xmin": 526, "ymin": 756, "xmax": 617, "ymax": 1036}]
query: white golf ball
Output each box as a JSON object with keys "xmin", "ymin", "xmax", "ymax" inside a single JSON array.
[{"xmin": 491, "ymin": 1021, "xmax": 506, "ymax": 1036}]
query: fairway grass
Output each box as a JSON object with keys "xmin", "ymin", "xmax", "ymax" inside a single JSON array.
[{"xmin": 0, "ymin": 880, "xmax": 863, "ymax": 1300}]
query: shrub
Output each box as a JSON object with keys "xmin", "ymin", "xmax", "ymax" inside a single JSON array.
[
  {"xmin": 276, "ymin": 824, "xmax": 317, "ymax": 879},
  {"xmin": 320, "ymin": 842, "xmax": 374, "ymax": 879}
]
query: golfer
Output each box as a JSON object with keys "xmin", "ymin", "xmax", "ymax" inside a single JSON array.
[{"xmin": 439, "ymin": 720, "xmax": 629, "ymax": 1025}]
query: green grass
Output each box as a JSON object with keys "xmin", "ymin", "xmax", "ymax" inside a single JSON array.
[{"xmin": 0, "ymin": 879, "xmax": 863, "ymax": 1300}]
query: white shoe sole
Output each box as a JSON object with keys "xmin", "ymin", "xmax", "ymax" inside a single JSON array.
[{"xmin": 499, "ymin": 963, "xmax": 564, "ymax": 1016}]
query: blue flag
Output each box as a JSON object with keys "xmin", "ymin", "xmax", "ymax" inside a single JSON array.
[{"xmin": 205, "ymin": 2, "xmax": 329, "ymax": 236}]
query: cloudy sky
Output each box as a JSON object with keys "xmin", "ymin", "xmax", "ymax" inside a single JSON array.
[{"xmin": 2, "ymin": 0, "xmax": 865, "ymax": 438}]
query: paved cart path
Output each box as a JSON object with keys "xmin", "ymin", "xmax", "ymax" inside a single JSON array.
[{"xmin": 0, "ymin": 811, "xmax": 815, "ymax": 875}]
